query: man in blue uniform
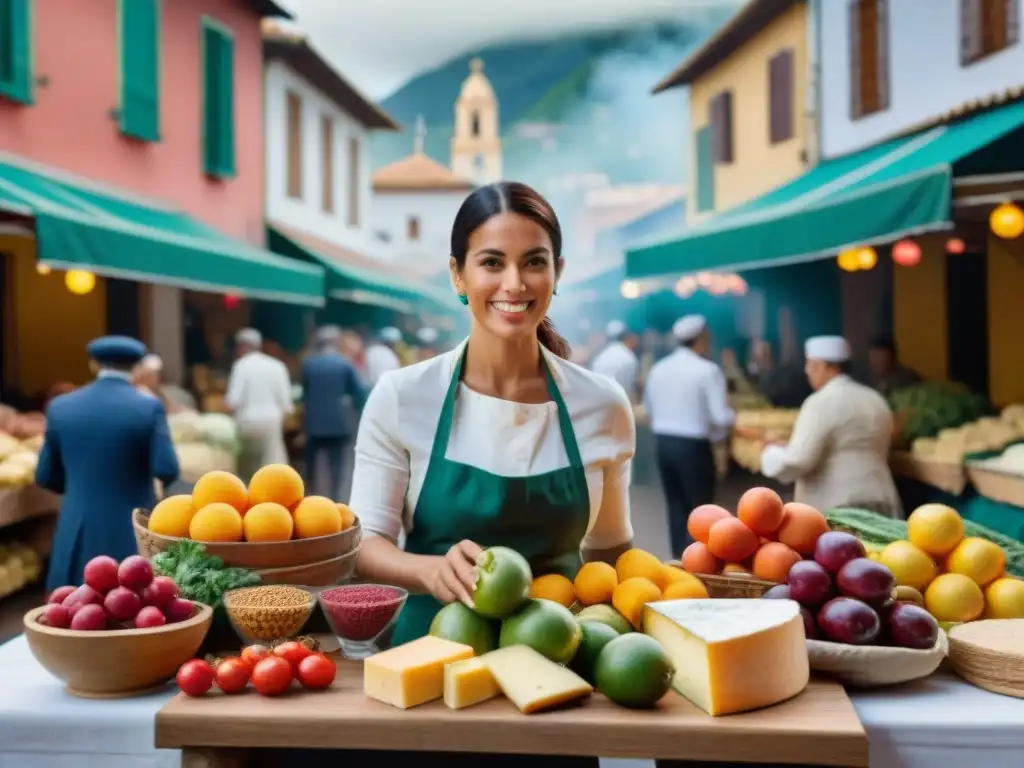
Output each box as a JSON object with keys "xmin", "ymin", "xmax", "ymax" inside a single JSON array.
[{"xmin": 37, "ymin": 336, "xmax": 180, "ymax": 592}]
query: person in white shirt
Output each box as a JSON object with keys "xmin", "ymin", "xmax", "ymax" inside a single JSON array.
[
  {"xmin": 590, "ymin": 319, "xmax": 640, "ymax": 402},
  {"xmin": 225, "ymin": 328, "xmax": 293, "ymax": 481},
  {"xmin": 643, "ymin": 314, "xmax": 734, "ymax": 556},
  {"xmin": 364, "ymin": 327, "xmax": 402, "ymax": 386},
  {"xmin": 761, "ymin": 336, "xmax": 902, "ymax": 518},
  {"xmin": 350, "ymin": 181, "xmax": 635, "ymax": 696},
  {"xmin": 415, "ymin": 326, "xmax": 440, "ymax": 362}
]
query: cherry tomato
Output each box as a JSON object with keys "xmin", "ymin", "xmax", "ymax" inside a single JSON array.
[
  {"xmin": 215, "ymin": 657, "xmax": 251, "ymax": 695},
  {"xmin": 296, "ymin": 653, "xmax": 337, "ymax": 690},
  {"xmin": 240, "ymin": 644, "xmax": 271, "ymax": 669},
  {"xmin": 176, "ymin": 659, "xmax": 215, "ymax": 697},
  {"xmin": 273, "ymin": 641, "xmax": 312, "ymax": 670},
  {"xmin": 251, "ymin": 656, "xmax": 293, "ymax": 697}
]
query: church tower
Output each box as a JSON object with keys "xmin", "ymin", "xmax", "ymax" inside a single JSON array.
[{"xmin": 451, "ymin": 58, "xmax": 502, "ymax": 186}]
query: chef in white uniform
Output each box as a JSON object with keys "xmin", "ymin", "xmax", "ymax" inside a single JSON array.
[
  {"xmin": 643, "ymin": 314, "xmax": 734, "ymax": 555},
  {"xmin": 761, "ymin": 336, "xmax": 902, "ymax": 518},
  {"xmin": 365, "ymin": 327, "xmax": 403, "ymax": 386},
  {"xmin": 225, "ymin": 328, "xmax": 293, "ymax": 479},
  {"xmin": 590, "ymin": 320, "xmax": 640, "ymax": 401}
]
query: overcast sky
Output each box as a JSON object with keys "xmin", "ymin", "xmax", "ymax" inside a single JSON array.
[{"xmin": 277, "ymin": 0, "xmax": 737, "ymax": 98}]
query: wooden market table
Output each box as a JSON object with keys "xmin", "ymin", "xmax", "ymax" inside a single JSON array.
[{"xmin": 155, "ymin": 658, "xmax": 868, "ymax": 768}]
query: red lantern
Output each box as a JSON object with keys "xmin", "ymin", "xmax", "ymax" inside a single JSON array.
[
  {"xmin": 945, "ymin": 237, "xmax": 965, "ymax": 255},
  {"xmin": 223, "ymin": 294, "xmax": 240, "ymax": 309},
  {"xmin": 892, "ymin": 239, "xmax": 921, "ymax": 267}
]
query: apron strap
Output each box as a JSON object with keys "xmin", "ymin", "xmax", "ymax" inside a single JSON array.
[{"xmin": 428, "ymin": 345, "xmax": 586, "ymax": 469}]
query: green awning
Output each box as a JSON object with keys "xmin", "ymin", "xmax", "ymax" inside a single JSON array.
[
  {"xmin": 0, "ymin": 157, "xmax": 326, "ymax": 306},
  {"xmin": 267, "ymin": 224, "xmax": 458, "ymax": 321},
  {"xmin": 626, "ymin": 101, "xmax": 1024, "ymax": 279}
]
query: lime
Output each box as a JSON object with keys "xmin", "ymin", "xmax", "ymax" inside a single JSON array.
[
  {"xmin": 499, "ymin": 598, "xmax": 582, "ymax": 664},
  {"xmin": 594, "ymin": 633, "xmax": 675, "ymax": 708},
  {"xmin": 472, "ymin": 546, "xmax": 532, "ymax": 619},
  {"xmin": 569, "ymin": 621, "xmax": 619, "ymax": 684},
  {"xmin": 574, "ymin": 604, "xmax": 632, "ymax": 635},
  {"xmin": 429, "ymin": 602, "xmax": 498, "ymax": 655}
]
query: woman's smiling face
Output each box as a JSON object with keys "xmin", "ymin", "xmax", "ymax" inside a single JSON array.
[{"xmin": 452, "ymin": 212, "xmax": 560, "ymax": 343}]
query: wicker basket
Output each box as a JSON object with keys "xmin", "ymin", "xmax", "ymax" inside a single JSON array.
[
  {"xmin": 133, "ymin": 508, "xmax": 361, "ymax": 569},
  {"xmin": 664, "ymin": 562, "xmax": 775, "ymax": 598},
  {"xmin": 254, "ymin": 549, "xmax": 360, "ymax": 586}
]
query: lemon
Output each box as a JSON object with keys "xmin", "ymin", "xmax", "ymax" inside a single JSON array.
[
  {"xmin": 945, "ymin": 537, "xmax": 1006, "ymax": 587},
  {"xmin": 906, "ymin": 503, "xmax": 965, "ymax": 557},
  {"xmin": 983, "ymin": 577, "xmax": 1024, "ymax": 619},
  {"xmin": 879, "ymin": 540, "xmax": 938, "ymax": 591},
  {"xmin": 924, "ymin": 573, "xmax": 985, "ymax": 623}
]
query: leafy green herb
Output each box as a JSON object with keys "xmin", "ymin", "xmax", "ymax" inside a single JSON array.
[{"xmin": 152, "ymin": 541, "xmax": 260, "ymax": 607}]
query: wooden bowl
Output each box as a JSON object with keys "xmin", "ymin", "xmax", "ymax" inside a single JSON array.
[
  {"xmin": 23, "ymin": 603, "xmax": 213, "ymax": 698},
  {"xmin": 254, "ymin": 548, "xmax": 360, "ymax": 586},
  {"xmin": 133, "ymin": 508, "xmax": 362, "ymax": 569}
]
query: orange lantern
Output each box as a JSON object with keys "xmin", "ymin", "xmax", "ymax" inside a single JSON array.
[
  {"xmin": 856, "ymin": 246, "xmax": 877, "ymax": 270},
  {"xmin": 837, "ymin": 249, "xmax": 860, "ymax": 272},
  {"xmin": 892, "ymin": 239, "xmax": 922, "ymax": 267},
  {"xmin": 990, "ymin": 202, "xmax": 1024, "ymax": 240},
  {"xmin": 945, "ymin": 237, "xmax": 965, "ymax": 255},
  {"xmin": 65, "ymin": 270, "xmax": 96, "ymax": 295}
]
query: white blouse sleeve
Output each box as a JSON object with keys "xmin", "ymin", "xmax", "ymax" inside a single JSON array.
[
  {"xmin": 581, "ymin": 389, "xmax": 636, "ymax": 551},
  {"xmin": 348, "ymin": 373, "xmax": 408, "ymax": 543}
]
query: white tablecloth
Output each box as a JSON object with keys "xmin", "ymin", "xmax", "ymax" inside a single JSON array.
[{"xmin": 2, "ymin": 633, "xmax": 1023, "ymax": 768}]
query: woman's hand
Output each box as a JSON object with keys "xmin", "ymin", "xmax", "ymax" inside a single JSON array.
[{"xmin": 421, "ymin": 539, "xmax": 482, "ymax": 606}]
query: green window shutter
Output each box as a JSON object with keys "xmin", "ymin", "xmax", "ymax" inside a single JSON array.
[
  {"xmin": 120, "ymin": 0, "xmax": 160, "ymax": 141},
  {"xmin": 0, "ymin": 0, "xmax": 33, "ymax": 104},
  {"xmin": 202, "ymin": 19, "xmax": 236, "ymax": 178},
  {"xmin": 695, "ymin": 125, "xmax": 715, "ymax": 213}
]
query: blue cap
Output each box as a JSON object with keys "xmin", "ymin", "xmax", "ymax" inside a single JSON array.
[{"xmin": 87, "ymin": 335, "xmax": 147, "ymax": 366}]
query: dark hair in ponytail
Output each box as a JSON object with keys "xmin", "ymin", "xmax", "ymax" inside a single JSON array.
[{"xmin": 450, "ymin": 181, "xmax": 571, "ymax": 359}]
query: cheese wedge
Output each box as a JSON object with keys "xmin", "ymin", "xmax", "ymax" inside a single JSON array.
[
  {"xmin": 482, "ymin": 645, "xmax": 593, "ymax": 714},
  {"xmin": 363, "ymin": 636, "xmax": 475, "ymax": 709},
  {"xmin": 643, "ymin": 598, "xmax": 809, "ymax": 716},
  {"xmin": 443, "ymin": 656, "xmax": 501, "ymax": 709}
]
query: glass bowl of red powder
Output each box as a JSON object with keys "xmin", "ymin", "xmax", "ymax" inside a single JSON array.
[{"xmin": 318, "ymin": 584, "xmax": 408, "ymax": 660}]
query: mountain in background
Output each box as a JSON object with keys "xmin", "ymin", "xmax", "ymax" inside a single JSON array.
[{"xmin": 370, "ymin": 9, "xmax": 734, "ymax": 188}]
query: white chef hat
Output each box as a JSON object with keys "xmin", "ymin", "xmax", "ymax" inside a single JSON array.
[
  {"xmin": 605, "ymin": 320, "xmax": 626, "ymax": 339},
  {"xmin": 804, "ymin": 335, "xmax": 851, "ymax": 363},
  {"xmin": 380, "ymin": 326, "xmax": 402, "ymax": 344},
  {"xmin": 139, "ymin": 353, "xmax": 163, "ymax": 372},
  {"xmin": 236, "ymin": 328, "xmax": 262, "ymax": 348},
  {"xmin": 417, "ymin": 327, "xmax": 438, "ymax": 344},
  {"xmin": 672, "ymin": 314, "xmax": 707, "ymax": 342}
]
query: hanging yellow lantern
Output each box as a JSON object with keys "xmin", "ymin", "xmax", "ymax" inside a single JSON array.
[
  {"xmin": 837, "ymin": 248, "xmax": 860, "ymax": 272},
  {"xmin": 990, "ymin": 202, "xmax": 1024, "ymax": 240},
  {"xmin": 35, "ymin": 263, "xmax": 51, "ymax": 275},
  {"xmin": 65, "ymin": 270, "xmax": 96, "ymax": 295},
  {"xmin": 856, "ymin": 246, "xmax": 877, "ymax": 270}
]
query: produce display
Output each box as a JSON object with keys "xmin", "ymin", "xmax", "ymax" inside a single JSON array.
[
  {"xmin": 168, "ymin": 411, "xmax": 242, "ymax": 480},
  {"xmin": 0, "ymin": 424, "xmax": 44, "ymax": 489},
  {"xmin": 730, "ymin": 409, "xmax": 799, "ymax": 472},
  {"xmin": 888, "ymin": 381, "xmax": 992, "ymax": 450},
  {"xmin": 38, "ymin": 554, "xmax": 197, "ymax": 631},
  {"xmin": 175, "ymin": 639, "xmax": 337, "ymax": 698},
  {"xmin": 146, "ymin": 466, "xmax": 356, "ymax": 543},
  {"xmin": 0, "ymin": 540, "xmax": 43, "ymax": 598},
  {"xmin": 151, "ymin": 540, "xmax": 260, "ymax": 608},
  {"xmin": 969, "ymin": 441, "xmax": 1024, "ymax": 477}
]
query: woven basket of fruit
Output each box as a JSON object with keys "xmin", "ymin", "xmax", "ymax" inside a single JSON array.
[{"xmin": 664, "ymin": 562, "xmax": 774, "ymax": 598}]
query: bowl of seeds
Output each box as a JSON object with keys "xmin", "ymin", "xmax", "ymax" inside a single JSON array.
[{"xmin": 222, "ymin": 585, "xmax": 315, "ymax": 645}]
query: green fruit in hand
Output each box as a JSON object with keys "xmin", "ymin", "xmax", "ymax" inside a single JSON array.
[
  {"xmin": 569, "ymin": 621, "xmax": 619, "ymax": 684},
  {"xmin": 472, "ymin": 546, "xmax": 532, "ymax": 619},
  {"xmin": 429, "ymin": 602, "xmax": 499, "ymax": 656},
  {"xmin": 499, "ymin": 598, "xmax": 582, "ymax": 665},
  {"xmin": 595, "ymin": 633, "xmax": 675, "ymax": 709},
  {"xmin": 574, "ymin": 604, "xmax": 632, "ymax": 635}
]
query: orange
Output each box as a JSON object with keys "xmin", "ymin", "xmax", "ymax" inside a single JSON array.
[
  {"xmin": 945, "ymin": 537, "xmax": 1006, "ymax": 587},
  {"xmin": 775, "ymin": 503, "xmax": 829, "ymax": 555},
  {"xmin": 242, "ymin": 502, "xmax": 294, "ymax": 542},
  {"xmin": 707, "ymin": 517, "xmax": 759, "ymax": 562},
  {"xmin": 247, "ymin": 464, "xmax": 304, "ymax": 509},
  {"xmin": 879, "ymin": 540, "xmax": 938, "ymax": 591},
  {"xmin": 530, "ymin": 574, "xmax": 576, "ymax": 608},
  {"xmin": 192, "ymin": 471, "xmax": 248, "ymax": 514},
  {"xmin": 292, "ymin": 496, "xmax": 344, "ymax": 539},
  {"xmin": 573, "ymin": 561, "xmax": 618, "ymax": 606},
  {"xmin": 680, "ymin": 541, "xmax": 721, "ymax": 575},
  {"xmin": 983, "ymin": 577, "xmax": 1024, "ymax": 619},
  {"xmin": 662, "ymin": 571, "xmax": 709, "ymax": 600},
  {"xmin": 148, "ymin": 494, "xmax": 196, "ymax": 537},
  {"xmin": 907, "ymin": 504, "xmax": 965, "ymax": 557},
  {"xmin": 615, "ymin": 548, "xmax": 669, "ymax": 590},
  {"xmin": 924, "ymin": 573, "xmax": 985, "ymax": 623},
  {"xmin": 737, "ymin": 487, "xmax": 784, "ymax": 537},
  {"xmin": 752, "ymin": 541, "xmax": 802, "ymax": 583},
  {"xmin": 189, "ymin": 502, "xmax": 244, "ymax": 542},
  {"xmin": 336, "ymin": 503, "xmax": 357, "ymax": 531},
  {"xmin": 686, "ymin": 505, "xmax": 731, "ymax": 545},
  {"xmin": 611, "ymin": 577, "xmax": 662, "ymax": 630}
]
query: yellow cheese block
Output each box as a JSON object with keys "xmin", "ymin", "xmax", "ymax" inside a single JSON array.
[
  {"xmin": 481, "ymin": 645, "xmax": 593, "ymax": 714},
  {"xmin": 443, "ymin": 656, "xmax": 501, "ymax": 710},
  {"xmin": 363, "ymin": 636, "xmax": 475, "ymax": 709},
  {"xmin": 643, "ymin": 598, "xmax": 809, "ymax": 716}
]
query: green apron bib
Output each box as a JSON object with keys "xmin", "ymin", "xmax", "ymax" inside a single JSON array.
[{"xmin": 392, "ymin": 346, "xmax": 591, "ymax": 645}]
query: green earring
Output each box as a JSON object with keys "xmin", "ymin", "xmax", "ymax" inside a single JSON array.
[{"xmin": 457, "ymin": 293, "xmax": 469, "ymax": 305}]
